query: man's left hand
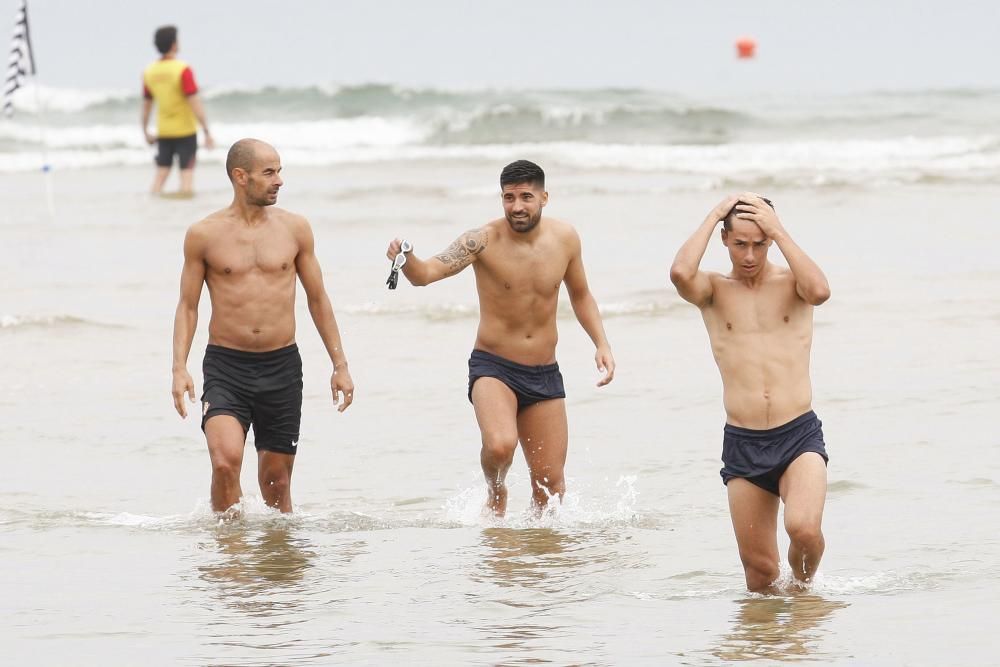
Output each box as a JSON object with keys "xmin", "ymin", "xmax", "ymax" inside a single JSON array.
[
  {"xmin": 331, "ymin": 367, "xmax": 355, "ymax": 412},
  {"xmin": 735, "ymin": 193, "xmax": 785, "ymax": 240},
  {"xmin": 595, "ymin": 346, "xmax": 616, "ymax": 387}
]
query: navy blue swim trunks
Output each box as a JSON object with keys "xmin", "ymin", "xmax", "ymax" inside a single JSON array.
[
  {"xmin": 468, "ymin": 349, "xmax": 566, "ymax": 410},
  {"xmin": 200, "ymin": 343, "xmax": 303, "ymax": 455},
  {"xmin": 720, "ymin": 410, "xmax": 829, "ymax": 496},
  {"xmin": 155, "ymin": 133, "xmax": 198, "ymax": 169}
]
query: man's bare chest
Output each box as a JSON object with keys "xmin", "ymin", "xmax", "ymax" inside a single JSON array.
[
  {"xmin": 479, "ymin": 252, "xmax": 566, "ymax": 296},
  {"xmin": 709, "ymin": 283, "xmax": 808, "ymax": 335},
  {"xmin": 205, "ymin": 234, "xmax": 298, "ymax": 277}
]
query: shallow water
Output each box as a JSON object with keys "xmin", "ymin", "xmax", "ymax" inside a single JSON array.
[{"xmin": 2, "ymin": 152, "xmax": 999, "ymax": 663}]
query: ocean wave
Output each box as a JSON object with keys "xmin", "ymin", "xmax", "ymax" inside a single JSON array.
[
  {"xmin": 5, "ymin": 82, "xmax": 1000, "ymax": 139},
  {"xmin": 3, "ymin": 131, "xmax": 999, "ymax": 190},
  {"xmin": 0, "ymin": 314, "xmax": 120, "ymax": 331},
  {"xmin": 4, "ymin": 83, "xmax": 1000, "ymax": 186},
  {"xmin": 341, "ymin": 300, "xmax": 684, "ymax": 321}
]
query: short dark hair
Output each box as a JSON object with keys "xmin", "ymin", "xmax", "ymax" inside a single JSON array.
[
  {"xmin": 723, "ymin": 196, "xmax": 774, "ymax": 231},
  {"xmin": 154, "ymin": 26, "xmax": 177, "ymax": 55},
  {"xmin": 500, "ymin": 160, "xmax": 545, "ymax": 189}
]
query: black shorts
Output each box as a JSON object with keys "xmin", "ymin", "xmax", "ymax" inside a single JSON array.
[
  {"xmin": 468, "ymin": 349, "xmax": 566, "ymax": 411},
  {"xmin": 720, "ymin": 411, "xmax": 829, "ymax": 496},
  {"xmin": 155, "ymin": 134, "xmax": 197, "ymax": 169},
  {"xmin": 200, "ymin": 344, "xmax": 303, "ymax": 455}
]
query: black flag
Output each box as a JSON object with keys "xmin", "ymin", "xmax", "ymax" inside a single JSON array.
[{"xmin": 4, "ymin": 0, "xmax": 36, "ymax": 117}]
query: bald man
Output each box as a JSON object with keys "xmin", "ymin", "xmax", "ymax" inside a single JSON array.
[{"xmin": 171, "ymin": 138, "xmax": 354, "ymax": 515}]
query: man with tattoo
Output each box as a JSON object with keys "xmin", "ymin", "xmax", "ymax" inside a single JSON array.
[
  {"xmin": 385, "ymin": 160, "xmax": 615, "ymax": 517},
  {"xmin": 172, "ymin": 138, "xmax": 354, "ymax": 515},
  {"xmin": 670, "ymin": 193, "xmax": 831, "ymax": 592}
]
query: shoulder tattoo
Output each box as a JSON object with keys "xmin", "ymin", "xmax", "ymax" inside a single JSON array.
[{"xmin": 434, "ymin": 228, "xmax": 488, "ymax": 274}]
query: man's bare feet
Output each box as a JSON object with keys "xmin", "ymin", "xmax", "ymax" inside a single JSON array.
[{"xmin": 484, "ymin": 484, "xmax": 508, "ymax": 518}]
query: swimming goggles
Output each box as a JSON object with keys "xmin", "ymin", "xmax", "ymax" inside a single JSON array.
[{"xmin": 386, "ymin": 239, "xmax": 413, "ymax": 290}]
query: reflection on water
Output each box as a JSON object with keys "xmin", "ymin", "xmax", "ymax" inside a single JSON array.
[
  {"xmin": 189, "ymin": 524, "xmax": 368, "ymax": 665},
  {"xmin": 470, "ymin": 528, "xmax": 608, "ymax": 661},
  {"xmin": 479, "ymin": 527, "xmax": 587, "ymax": 592},
  {"xmin": 197, "ymin": 524, "xmax": 318, "ymax": 617},
  {"xmin": 711, "ymin": 594, "xmax": 849, "ymax": 662}
]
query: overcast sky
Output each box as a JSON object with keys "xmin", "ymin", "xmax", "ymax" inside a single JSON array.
[{"xmin": 11, "ymin": 0, "xmax": 1000, "ymax": 95}]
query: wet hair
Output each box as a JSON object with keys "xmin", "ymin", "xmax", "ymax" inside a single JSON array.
[
  {"xmin": 500, "ymin": 160, "xmax": 545, "ymax": 189},
  {"xmin": 154, "ymin": 26, "xmax": 177, "ymax": 55},
  {"xmin": 225, "ymin": 138, "xmax": 262, "ymax": 181},
  {"xmin": 723, "ymin": 197, "xmax": 774, "ymax": 231}
]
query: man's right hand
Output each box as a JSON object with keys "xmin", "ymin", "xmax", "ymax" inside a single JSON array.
[
  {"xmin": 144, "ymin": 130, "xmax": 156, "ymax": 146},
  {"xmin": 707, "ymin": 194, "xmax": 741, "ymax": 224},
  {"xmin": 172, "ymin": 369, "xmax": 196, "ymax": 418},
  {"xmin": 386, "ymin": 238, "xmax": 408, "ymax": 261}
]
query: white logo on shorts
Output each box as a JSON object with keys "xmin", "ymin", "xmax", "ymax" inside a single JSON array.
[
  {"xmin": 291, "ymin": 440, "xmax": 298, "ymax": 449},
  {"xmin": 203, "ymin": 401, "xmax": 210, "ymax": 416}
]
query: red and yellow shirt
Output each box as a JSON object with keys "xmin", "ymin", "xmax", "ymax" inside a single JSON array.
[{"xmin": 142, "ymin": 58, "xmax": 199, "ymax": 138}]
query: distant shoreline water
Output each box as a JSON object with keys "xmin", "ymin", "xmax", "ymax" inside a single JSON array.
[{"xmin": 1, "ymin": 83, "xmax": 999, "ymax": 186}]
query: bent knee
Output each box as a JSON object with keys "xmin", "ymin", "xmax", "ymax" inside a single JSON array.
[
  {"xmin": 786, "ymin": 519, "xmax": 824, "ymax": 548},
  {"xmin": 480, "ymin": 431, "xmax": 517, "ymax": 464},
  {"xmin": 532, "ymin": 470, "xmax": 565, "ymax": 494},
  {"xmin": 261, "ymin": 473, "xmax": 290, "ymax": 495},
  {"xmin": 739, "ymin": 552, "xmax": 780, "ymax": 592},
  {"xmin": 742, "ymin": 561, "xmax": 780, "ymax": 592},
  {"xmin": 212, "ymin": 458, "xmax": 241, "ymax": 479}
]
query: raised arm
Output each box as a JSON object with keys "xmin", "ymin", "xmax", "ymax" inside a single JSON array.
[
  {"xmin": 386, "ymin": 227, "xmax": 489, "ymax": 287},
  {"xmin": 563, "ymin": 229, "xmax": 615, "ymax": 386},
  {"xmin": 171, "ymin": 226, "xmax": 207, "ymax": 418},
  {"xmin": 295, "ymin": 217, "xmax": 354, "ymax": 412},
  {"xmin": 669, "ymin": 195, "xmax": 739, "ymax": 307},
  {"xmin": 734, "ymin": 195, "xmax": 831, "ymax": 305}
]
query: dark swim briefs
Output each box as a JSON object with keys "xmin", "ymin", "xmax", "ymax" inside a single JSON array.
[
  {"xmin": 467, "ymin": 349, "xmax": 566, "ymax": 410},
  {"xmin": 155, "ymin": 133, "xmax": 198, "ymax": 169},
  {"xmin": 200, "ymin": 343, "xmax": 303, "ymax": 455},
  {"xmin": 720, "ymin": 410, "xmax": 829, "ymax": 496}
]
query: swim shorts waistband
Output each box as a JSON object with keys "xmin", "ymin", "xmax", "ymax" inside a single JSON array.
[
  {"xmin": 470, "ymin": 348, "xmax": 559, "ymax": 374},
  {"xmin": 724, "ymin": 410, "xmax": 818, "ymax": 440},
  {"xmin": 205, "ymin": 343, "xmax": 299, "ymax": 361}
]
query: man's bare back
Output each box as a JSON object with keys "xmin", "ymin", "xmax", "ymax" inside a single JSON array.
[{"xmin": 701, "ymin": 265, "xmax": 815, "ymax": 429}]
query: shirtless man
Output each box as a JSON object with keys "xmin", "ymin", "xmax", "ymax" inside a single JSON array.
[
  {"xmin": 385, "ymin": 160, "xmax": 615, "ymax": 517},
  {"xmin": 670, "ymin": 194, "xmax": 831, "ymax": 593},
  {"xmin": 171, "ymin": 138, "xmax": 354, "ymax": 514}
]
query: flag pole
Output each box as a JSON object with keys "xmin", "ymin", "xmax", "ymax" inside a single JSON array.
[
  {"xmin": 21, "ymin": 0, "xmax": 53, "ymax": 220},
  {"xmin": 4, "ymin": 0, "xmax": 52, "ymax": 220},
  {"xmin": 31, "ymin": 79, "xmax": 55, "ymax": 220}
]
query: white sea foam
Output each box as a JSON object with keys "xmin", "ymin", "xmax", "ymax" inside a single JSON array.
[
  {"xmin": 1, "ymin": 82, "xmax": 133, "ymax": 114},
  {"xmin": 442, "ymin": 473, "xmax": 644, "ymax": 529},
  {"xmin": 3, "ymin": 83, "xmax": 999, "ymax": 188},
  {"xmin": 3, "ymin": 129, "xmax": 997, "ymax": 188},
  {"xmin": 0, "ymin": 314, "xmax": 111, "ymax": 330}
]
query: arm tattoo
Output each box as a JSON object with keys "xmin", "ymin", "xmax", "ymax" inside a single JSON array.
[{"xmin": 434, "ymin": 228, "xmax": 488, "ymax": 275}]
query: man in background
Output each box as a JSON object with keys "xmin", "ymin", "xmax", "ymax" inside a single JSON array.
[{"xmin": 141, "ymin": 25, "xmax": 214, "ymax": 197}]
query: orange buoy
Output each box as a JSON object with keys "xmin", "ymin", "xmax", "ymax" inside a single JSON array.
[{"xmin": 735, "ymin": 37, "xmax": 757, "ymax": 59}]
